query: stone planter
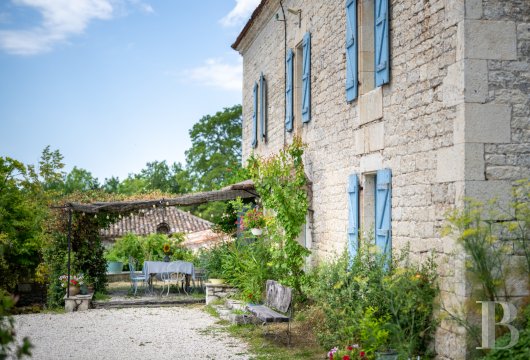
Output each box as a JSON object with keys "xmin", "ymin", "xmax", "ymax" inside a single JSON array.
[
  {"xmin": 208, "ymin": 278, "xmax": 225, "ymax": 285},
  {"xmin": 250, "ymin": 228, "xmax": 263, "ymax": 236},
  {"xmin": 375, "ymin": 350, "xmax": 398, "ymax": 360},
  {"xmin": 205, "ymin": 283, "xmax": 238, "ymax": 305},
  {"xmin": 106, "ymin": 261, "xmax": 123, "ymax": 274}
]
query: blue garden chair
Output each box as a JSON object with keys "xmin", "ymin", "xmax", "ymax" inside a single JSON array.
[{"xmin": 128, "ymin": 256, "xmax": 148, "ymax": 296}]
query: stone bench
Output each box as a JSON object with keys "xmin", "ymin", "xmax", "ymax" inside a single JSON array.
[{"xmin": 64, "ymin": 293, "xmax": 94, "ymax": 312}]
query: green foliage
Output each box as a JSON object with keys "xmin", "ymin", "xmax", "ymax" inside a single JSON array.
[
  {"xmin": 0, "ymin": 290, "xmax": 32, "ymax": 359},
  {"xmin": 443, "ymin": 180, "xmax": 530, "ymax": 355},
  {"xmin": 220, "ymin": 239, "xmax": 275, "ymax": 303},
  {"xmin": 0, "ymin": 150, "xmax": 59, "ymax": 292},
  {"xmin": 306, "ymin": 242, "xmax": 438, "ymax": 359},
  {"xmin": 62, "ymin": 167, "xmax": 100, "ymax": 194},
  {"xmin": 185, "ymin": 105, "xmax": 242, "ymax": 192},
  {"xmin": 247, "ymin": 137, "xmax": 310, "ymax": 293},
  {"xmin": 359, "ymin": 307, "xmax": 391, "ymax": 358},
  {"xmin": 106, "ymin": 233, "xmax": 194, "ymax": 266},
  {"xmin": 198, "ymin": 243, "xmax": 229, "ymax": 279}
]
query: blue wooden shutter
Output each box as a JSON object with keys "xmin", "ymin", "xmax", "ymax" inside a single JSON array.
[
  {"xmin": 252, "ymin": 81, "xmax": 258, "ymax": 148},
  {"xmin": 285, "ymin": 49, "xmax": 294, "ymax": 132},
  {"xmin": 348, "ymin": 174, "xmax": 359, "ymax": 259},
  {"xmin": 345, "ymin": 0, "xmax": 358, "ymax": 102},
  {"xmin": 301, "ymin": 32, "xmax": 311, "ymax": 123},
  {"xmin": 375, "ymin": 169, "xmax": 392, "ymax": 265},
  {"xmin": 259, "ymin": 72, "xmax": 267, "ymax": 141},
  {"xmin": 375, "ymin": 0, "xmax": 390, "ymax": 86}
]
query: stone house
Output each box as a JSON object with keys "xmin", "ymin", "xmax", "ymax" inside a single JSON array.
[{"xmin": 232, "ymin": 0, "xmax": 529, "ymax": 358}]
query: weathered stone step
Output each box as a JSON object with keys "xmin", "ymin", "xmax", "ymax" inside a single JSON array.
[{"xmin": 93, "ymin": 297, "xmax": 204, "ymax": 309}]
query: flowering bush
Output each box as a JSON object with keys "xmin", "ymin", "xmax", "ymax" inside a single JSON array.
[
  {"xmin": 58, "ymin": 274, "xmax": 84, "ymax": 288},
  {"xmin": 242, "ymin": 208, "xmax": 266, "ymax": 229},
  {"xmin": 328, "ymin": 344, "xmax": 366, "ymax": 360}
]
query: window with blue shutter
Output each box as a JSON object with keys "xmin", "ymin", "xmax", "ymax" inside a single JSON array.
[
  {"xmin": 375, "ymin": 0, "xmax": 390, "ymax": 86},
  {"xmin": 285, "ymin": 48, "xmax": 294, "ymax": 132},
  {"xmin": 348, "ymin": 174, "xmax": 360, "ymax": 259},
  {"xmin": 301, "ymin": 32, "xmax": 311, "ymax": 123},
  {"xmin": 259, "ymin": 72, "xmax": 267, "ymax": 141},
  {"xmin": 252, "ymin": 81, "xmax": 258, "ymax": 148},
  {"xmin": 375, "ymin": 168, "xmax": 392, "ymax": 265},
  {"xmin": 345, "ymin": 0, "xmax": 358, "ymax": 102}
]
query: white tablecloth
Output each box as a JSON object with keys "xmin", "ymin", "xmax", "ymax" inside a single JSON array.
[{"xmin": 143, "ymin": 261, "xmax": 195, "ymax": 280}]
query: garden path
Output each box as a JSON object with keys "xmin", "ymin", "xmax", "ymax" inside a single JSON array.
[{"xmin": 14, "ymin": 305, "xmax": 250, "ymax": 359}]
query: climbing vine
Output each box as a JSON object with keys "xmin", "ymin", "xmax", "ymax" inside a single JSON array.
[{"xmin": 247, "ymin": 137, "xmax": 310, "ymax": 292}]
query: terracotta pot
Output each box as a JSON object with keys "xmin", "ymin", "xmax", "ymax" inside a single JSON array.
[{"xmin": 67, "ymin": 285, "xmax": 80, "ymax": 296}]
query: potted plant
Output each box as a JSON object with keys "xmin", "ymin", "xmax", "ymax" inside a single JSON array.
[
  {"xmin": 200, "ymin": 244, "xmax": 226, "ymax": 285},
  {"xmin": 243, "ymin": 208, "xmax": 266, "ymax": 236},
  {"xmin": 104, "ymin": 250, "xmax": 123, "ymax": 274},
  {"xmin": 59, "ymin": 274, "xmax": 84, "ymax": 296},
  {"xmin": 328, "ymin": 344, "xmax": 366, "ymax": 359}
]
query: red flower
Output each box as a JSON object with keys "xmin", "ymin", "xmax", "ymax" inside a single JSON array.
[
  {"xmin": 359, "ymin": 351, "xmax": 366, "ymax": 358},
  {"xmin": 347, "ymin": 346, "xmax": 353, "ymax": 351},
  {"xmin": 342, "ymin": 356, "xmax": 350, "ymax": 360},
  {"xmin": 329, "ymin": 355, "xmax": 333, "ymax": 360}
]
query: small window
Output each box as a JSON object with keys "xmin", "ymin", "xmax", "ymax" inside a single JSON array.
[{"xmin": 156, "ymin": 222, "xmax": 170, "ymax": 234}]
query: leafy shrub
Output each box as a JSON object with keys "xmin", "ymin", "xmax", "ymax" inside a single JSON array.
[
  {"xmin": 306, "ymin": 242, "xmax": 438, "ymax": 359},
  {"xmin": 105, "ymin": 233, "xmax": 194, "ymax": 267}
]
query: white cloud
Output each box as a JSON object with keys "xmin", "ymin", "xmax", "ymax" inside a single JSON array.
[
  {"xmin": 220, "ymin": 0, "xmax": 260, "ymax": 28},
  {"xmin": 183, "ymin": 57, "xmax": 242, "ymax": 91},
  {"xmin": 0, "ymin": 0, "xmax": 114, "ymax": 55}
]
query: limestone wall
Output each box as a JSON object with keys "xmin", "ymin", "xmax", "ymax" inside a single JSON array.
[{"xmin": 235, "ymin": 0, "xmax": 528, "ymax": 358}]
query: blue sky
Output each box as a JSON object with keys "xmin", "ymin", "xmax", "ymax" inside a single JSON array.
[{"xmin": 0, "ymin": 0, "xmax": 259, "ymax": 182}]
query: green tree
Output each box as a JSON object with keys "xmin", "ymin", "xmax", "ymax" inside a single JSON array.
[
  {"xmin": 63, "ymin": 167, "xmax": 100, "ymax": 194},
  {"xmin": 185, "ymin": 105, "xmax": 242, "ymax": 191},
  {"xmin": 0, "ymin": 147, "xmax": 64, "ymax": 292}
]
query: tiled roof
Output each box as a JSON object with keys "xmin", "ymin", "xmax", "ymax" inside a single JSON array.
[{"xmin": 100, "ymin": 207, "xmax": 213, "ymax": 240}]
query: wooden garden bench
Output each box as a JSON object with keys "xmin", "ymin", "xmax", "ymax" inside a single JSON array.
[{"xmin": 246, "ymin": 280, "xmax": 293, "ymax": 345}]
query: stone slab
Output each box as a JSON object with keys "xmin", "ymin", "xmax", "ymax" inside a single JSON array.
[
  {"xmin": 359, "ymin": 87, "xmax": 383, "ymax": 125},
  {"xmin": 454, "ymin": 103, "xmax": 512, "ymax": 144},
  {"xmin": 462, "ymin": 20, "xmax": 517, "ymax": 60}
]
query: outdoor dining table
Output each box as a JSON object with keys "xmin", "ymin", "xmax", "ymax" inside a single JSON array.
[{"xmin": 143, "ymin": 260, "xmax": 195, "ymax": 293}]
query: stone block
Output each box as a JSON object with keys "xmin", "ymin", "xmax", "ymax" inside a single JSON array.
[
  {"xmin": 462, "ymin": 20, "xmax": 517, "ymax": 60},
  {"xmin": 465, "ymin": 0, "xmax": 482, "ymax": 19},
  {"xmin": 360, "ymin": 153, "xmax": 382, "ymax": 173},
  {"xmin": 366, "ymin": 121, "xmax": 384, "ymax": 152},
  {"xmin": 359, "ymin": 87, "xmax": 383, "ymax": 125},
  {"xmin": 454, "ymin": 103, "xmax": 512, "ymax": 144},
  {"xmin": 436, "ymin": 143, "xmax": 485, "ymax": 183},
  {"xmin": 353, "ymin": 129, "xmax": 364, "ymax": 155},
  {"xmin": 464, "ymin": 180, "xmax": 512, "ymax": 212},
  {"xmin": 464, "ymin": 59, "xmax": 488, "ymax": 103}
]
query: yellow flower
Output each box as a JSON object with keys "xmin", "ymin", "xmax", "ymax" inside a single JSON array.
[{"xmin": 163, "ymin": 243, "xmax": 171, "ymax": 254}]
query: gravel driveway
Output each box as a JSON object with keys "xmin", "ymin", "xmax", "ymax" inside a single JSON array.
[{"xmin": 14, "ymin": 306, "xmax": 250, "ymax": 359}]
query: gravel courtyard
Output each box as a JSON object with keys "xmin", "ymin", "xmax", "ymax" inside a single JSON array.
[{"xmin": 14, "ymin": 306, "xmax": 250, "ymax": 360}]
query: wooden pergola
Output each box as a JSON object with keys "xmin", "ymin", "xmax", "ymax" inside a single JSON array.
[{"xmin": 61, "ymin": 180, "xmax": 258, "ymax": 297}]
